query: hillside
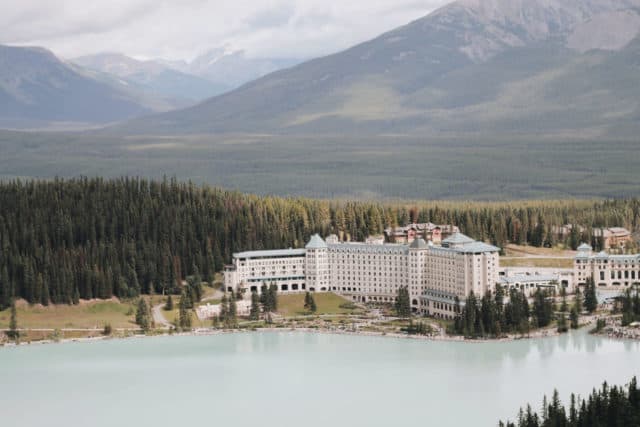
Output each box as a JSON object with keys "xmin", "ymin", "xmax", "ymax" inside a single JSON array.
[
  {"xmin": 0, "ymin": 45, "xmax": 171, "ymax": 129},
  {"xmin": 115, "ymin": 0, "xmax": 640, "ymax": 136}
]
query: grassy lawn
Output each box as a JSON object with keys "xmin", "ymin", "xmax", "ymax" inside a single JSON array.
[
  {"xmin": 277, "ymin": 292, "xmax": 358, "ymax": 317},
  {"xmin": 504, "ymin": 244, "xmax": 576, "ymax": 257},
  {"xmin": 500, "ymin": 257, "xmax": 574, "ymax": 268},
  {"xmin": 161, "ymin": 307, "xmax": 210, "ymax": 328},
  {"xmin": 0, "ymin": 300, "xmax": 137, "ymax": 329}
]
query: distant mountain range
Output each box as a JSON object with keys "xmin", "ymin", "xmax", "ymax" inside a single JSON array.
[
  {"xmin": 0, "ymin": 44, "xmax": 300, "ymax": 129},
  {"xmin": 72, "ymin": 53, "xmax": 229, "ymax": 103},
  {"xmin": 115, "ymin": 0, "xmax": 640, "ymax": 137},
  {"xmin": 2, "ymin": 0, "xmax": 640, "ymax": 200},
  {"xmin": 0, "ymin": 45, "xmax": 168, "ymax": 129}
]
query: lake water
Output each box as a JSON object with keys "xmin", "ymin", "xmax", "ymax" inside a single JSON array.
[{"xmin": 1, "ymin": 330, "xmax": 639, "ymax": 427}]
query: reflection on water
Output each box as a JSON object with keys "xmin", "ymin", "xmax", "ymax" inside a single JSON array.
[{"xmin": 1, "ymin": 331, "xmax": 639, "ymax": 427}]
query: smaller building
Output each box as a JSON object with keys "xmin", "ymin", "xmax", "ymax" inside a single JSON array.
[
  {"xmin": 385, "ymin": 223, "xmax": 460, "ymax": 244},
  {"xmin": 553, "ymin": 225, "xmax": 631, "ymax": 250}
]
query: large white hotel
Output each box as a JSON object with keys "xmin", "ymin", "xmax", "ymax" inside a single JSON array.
[{"xmin": 224, "ymin": 233, "xmax": 500, "ymax": 318}]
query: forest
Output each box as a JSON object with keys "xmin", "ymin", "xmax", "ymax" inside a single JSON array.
[
  {"xmin": 0, "ymin": 178, "xmax": 639, "ymax": 308},
  {"xmin": 500, "ymin": 377, "xmax": 640, "ymax": 427}
]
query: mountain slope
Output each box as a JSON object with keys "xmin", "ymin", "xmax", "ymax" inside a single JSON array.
[
  {"xmin": 72, "ymin": 53, "xmax": 229, "ymax": 102},
  {"xmin": 0, "ymin": 45, "xmax": 163, "ymax": 128},
  {"xmin": 115, "ymin": 0, "xmax": 640, "ymax": 136}
]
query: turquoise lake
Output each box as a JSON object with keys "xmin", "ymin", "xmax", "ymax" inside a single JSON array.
[{"xmin": 1, "ymin": 331, "xmax": 639, "ymax": 427}]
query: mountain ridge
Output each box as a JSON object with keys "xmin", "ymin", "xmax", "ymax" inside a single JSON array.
[{"xmin": 111, "ymin": 0, "xmax": 640, "ymax": 136}]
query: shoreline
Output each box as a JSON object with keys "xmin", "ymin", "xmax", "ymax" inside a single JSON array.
[{"xmin": 0, "ymin": 322, "xmax": 585, "ymax": 348}]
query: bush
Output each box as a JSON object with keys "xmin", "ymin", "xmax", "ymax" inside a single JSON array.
[
  {"xmin": 339, "ymin": 302, "xmax": 357, "ymax": 310},
  {"xmin": 103, "ymin": 323, "xmax": 112, "ymax": 336}
]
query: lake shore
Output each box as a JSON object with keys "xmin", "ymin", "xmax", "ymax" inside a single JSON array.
[{"xmin": 0, "ymin": 322, "xmax": 574, "ymax": 348}]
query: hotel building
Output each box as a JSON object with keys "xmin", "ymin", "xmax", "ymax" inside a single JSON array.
[
  {"xmin": 574, "ymin": 243, "xmax": 640, "ymax": 288},
  {"xmin": 224, "ymin": 233, "xmax": 500, "ymax": 318}
]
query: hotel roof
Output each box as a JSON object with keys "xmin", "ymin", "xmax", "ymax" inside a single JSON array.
[
  {"xmin": 234, "ymin": 248, "xmax": 306, "ymax": 259},
  {"xmin": 305, "ymin": 234, "xmax": 328, "ymax": 249}
]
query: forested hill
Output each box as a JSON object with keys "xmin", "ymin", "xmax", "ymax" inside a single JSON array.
[{"xmin": 0, "ymin": 178, "xmax": 639, "ymax": 308}]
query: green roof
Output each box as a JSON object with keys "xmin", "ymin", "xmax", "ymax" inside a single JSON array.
[{"xmin": 305, "ymin": 234, "xmax": 328, "ymax": 249}]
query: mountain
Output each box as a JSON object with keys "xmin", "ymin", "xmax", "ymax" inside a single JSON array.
[
  {"xmin": 72, "ymin": 53, "xmax": 229, "ymax": 103},
  {"xmin": 115, "ymin": 0, "xmax": 640, "ymax": 136},
  {"xmin": 184, "ymin": 48, "xmax": 301, "ymax": 89},
  {"xmin": 0, "ymin": 45, "xmax": 175, "ymax": 129}
]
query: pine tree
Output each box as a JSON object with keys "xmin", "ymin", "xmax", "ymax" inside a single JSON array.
[
  {"xmin": 178, "ymin": 291, "xmax": 192, "ymax": 330},
  {"xmin": 304, "ymin": 291, "xmax": 317, "ymax": 313},
  {"xmin": 135, "ymin": 297, "xmax": 151, "ymax": 332},
  {"xmin": 584, "ymin": 276, "xmax": 598, "ymax": 314},
  {"xmin": 8, "ymin": 299, "xmax": 19, "ymax": 341},
  {"xmin": 395, "ymin": 286, "xmax": 411, "ymax": 318},
  {"xmin": 249, "ymin": 291, "xmax": 260, "ymax": 321},
  {"xmin": 557, "ymin": 312, "xmax": 568, "ymax": 333},
  {"xmin": 228, "ymin": 296, "xmax": 237, "ymax": 328},
  {"xmin": 219, "ymin": 294, "xmax": 229, "ymax": 326},
  {"xmin": 570, "ymin": 306, "xmax": 579, "ymax": 329},
  {"xmin": 574, "ymin": 286, "xmax": 583, "ymax": 314},
  {"xmin": 165, "ymin": 294, "xmax": 174, "ymax": 311}
]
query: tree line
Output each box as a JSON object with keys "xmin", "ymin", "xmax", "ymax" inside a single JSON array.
[
  {"xmin": 0, "ymin": 178, "xmax": 639, "ymax": 308},
  {"xmin": 452, "ymin": 282, "xmax": 598, "ymax": 339},
  {"xmin": 500, "ymin": 377, "xmax": 640, "ymax": 427}
]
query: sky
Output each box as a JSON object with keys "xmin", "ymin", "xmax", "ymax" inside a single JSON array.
[{"xmin": 0, "ymin": 0, "xmax": 450, "ymax": 61}]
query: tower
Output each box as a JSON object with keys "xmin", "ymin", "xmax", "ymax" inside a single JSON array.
[{"xmin": 305, "ymin": 234, "xmax": 329, "ymax": 292}]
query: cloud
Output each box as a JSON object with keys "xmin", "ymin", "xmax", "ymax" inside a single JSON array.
[{"xmin": 0, "ymin": 0, "xmax": 451, "ymax": 60}]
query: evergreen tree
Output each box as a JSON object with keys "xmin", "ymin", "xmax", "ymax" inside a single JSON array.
[
  {"xmin": 165, "ymin": 294, "xmax": 174, "ymax": 311},
  {"xmin": 8, "ymin": 299, "xmax": 19, "ymax": 341},
  {"xmin": 574, "ymin": 286, "xmax": 583, "ymax": 313},
  {"xmin": 570, "ymin": 306, "xmax": 579, "ymax": 329},
  {"xmin": 501, "ymin": 377, "xmax": 640, "ymax": 427},
  {"xmin": 219, "ymin": 294, "xmax": 229, "ymax": 326},
  {"xmin": 135, "ymin": 297, "xmax": 151, "ymax": 332},
  {"xmin": 249, "ymin": 291, "xmax": 260, "ymax": 321},
  {"xmin": 304, "ymin": 292, "xmax": 317, "ymax": 313},
  {"xmin": 228, "ymin": 296, "xmax": 238, "ymax": 328},
  {"xmin": 584, "ymin": 276, "xmax": 598, "ymax": 314},
  {"xmin": 178, "ymin": 291, "xmax": 192, "ymax": 330},
  {"xmin": 395, "ymin": 286, "xmax": 411, "ymax": 318},
  {"xmin": 557, "ymin": 312, "xmax": 568, "ymax": 333}
]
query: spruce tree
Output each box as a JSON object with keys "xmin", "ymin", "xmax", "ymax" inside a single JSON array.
[
  {"xmin": 556, "ymin": 313, "xmax": 568, "ymax": 333},
  {"xmin": 8, "ymin": 299, "xmax": 19, "ymax": 341},
  {"xmin": 584, "ymin": 276, "xmax": 598, "ymax": 314},
  {"xmin": 178, "ymin": 291, "xmax": 192, "ymax": 330},
  {"xmin": 219, "ymin": 294, "xmax": 229, "ymax": 325},
  {"xmin": 249, "ymin": 291, "xmax": 260, "ymax": 321},
  {"xmin": 395, "ymin": 286, "xmax": 411, "ymax": 318},
  {"xmin": 165, "ymin": 294, "xmax": 174, "ymax": 311},
  {"xmin": 228, "ymin": 296, "xmax": 237, "ymax": 328},
  {"xmin": 574, "ymin": 286, "xmax": 583, "ymax": 313},
  {"xmin": 135, "ymin": 297, "xmax": 150, "ymax": 332},
  {"xmin": 304, "ymin": 291, "xmax": 317, "ymax": 313},
  {"xmin": 570, "ymin": 306, "xmax": 579, "ymax": 329}
]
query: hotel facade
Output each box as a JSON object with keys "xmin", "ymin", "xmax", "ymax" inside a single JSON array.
[
  {"xmin": 574, "ymin": 243, "xmax": 640, "ymax": 288},
  {"xmin": 224, "ymin": 233, "xmax": 500, "ymax": 318}
]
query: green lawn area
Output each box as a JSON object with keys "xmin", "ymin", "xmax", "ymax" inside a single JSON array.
[
  {"xmin": 0, "ymin": 300, "xmax": 137, "ymax": 329},
  {"xmin": 277, "ymin": 293, "xmax": 358, "ymax": 317},
  {"xmin": 500, "ymin": 258, "xmax": 574, "ymax": 268},
  {"xmin": 161, "ymin": 307, "xmax": 210, "ymax": 328}
]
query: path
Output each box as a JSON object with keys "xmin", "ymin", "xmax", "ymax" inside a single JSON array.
[{"xmin": 152, "ymin": 303, "xmax": 171, "ymax": 328}]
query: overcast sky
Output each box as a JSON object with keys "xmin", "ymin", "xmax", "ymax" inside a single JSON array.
[{"xmin": 0, "ymin": 0, "xmax": 450, "ymax": 61}]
